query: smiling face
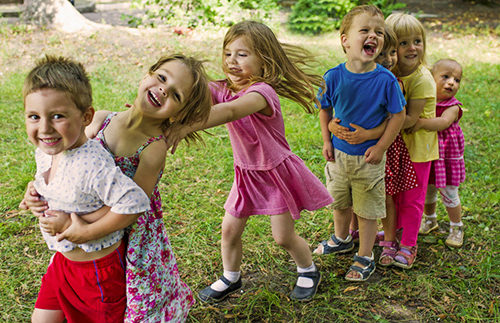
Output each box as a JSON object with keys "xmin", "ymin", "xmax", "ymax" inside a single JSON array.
[
  {"xmin": 25, "ymin": 88, "xmax": 93, "ymax": 156},
  {"xmin": 136, "ymin": 60, "xmax": 194, "ymax": 121},
  {"xmin": 432, "ymin": 61, "xmax": 462, "ymax": 102},
  {"xmin": 376, "ymin": 45, "xmax": 398, "ymax": 71},
  {"xmin": 341, "ymin": 12, "xmax": 385, "ymax": 71},
  {"xmin": 223, "ymin": 36, "xmax": 263, "ymax": 91},
  {"xmin": 397, "ymin": 34, "xmax": 424, "ymax": 75}
]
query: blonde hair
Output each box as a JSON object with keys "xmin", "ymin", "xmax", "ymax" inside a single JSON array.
[
  {"xmin": 130, "ymin": 54, "xmax": 212, "ymax": 144},
  {"xmin": 222, "ymin": 20, "xmax": 324, "ymax": 113},
  {"xmin": 339, "ymin": 5, "xmax": 384, "ymax": 53},
  {"xmin": 386, "ymin": 13, "xmax": 427, "ymax": 70},
  {"xmin": 23, "ymin": 55, "xmax": 92, "ymax": 113}
]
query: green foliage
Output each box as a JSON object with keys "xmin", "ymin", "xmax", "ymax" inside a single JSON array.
[
  {"xmin": 288, "ymin": 0, "xmax": 357, "ymax": 34},
  {"xmin": 129, "ymin": 0, "xmax": 280, "ymax": 28},
  {"xmin": 362, "ymin": 0, "xmax": 406, "ymax": 17},
  {"xmin": 288, "ymin": 0, "xmax": 406, "ymax": 34}
]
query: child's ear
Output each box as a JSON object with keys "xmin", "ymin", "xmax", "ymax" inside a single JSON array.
[
  {"xmin": 341, "ymin": 34, "xmax": 349, "ymax": 49},
  {"xmin": 83, "ymin": 107, "xmax": 95, "ymax": 126}
]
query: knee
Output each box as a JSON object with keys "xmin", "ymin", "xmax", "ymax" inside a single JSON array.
[
  {"xmin": 273, "ymin": 232, "xmax": 294, "ymax": 249},
  {"xmin": 221, "ymin": 224, "xmax": 241, "ymax": 245}
]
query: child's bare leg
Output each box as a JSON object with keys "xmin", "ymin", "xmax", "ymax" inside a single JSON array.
[
  {"xmin": 32, "ymin": 309, "xmax": 65, "ymax": 323},
  {"xmin": 271, "ymin": 212, "xmax": 320, "ymax": 300},
  {"xmin": 381, "ymin": 195, "xmax": 396, "ymax": 242},
  {"xmin": 346, "ymin": 217, "xmax": 376, "ymax": 280},
  {"xmin": 349, "ymin": 208, "xmax": 358, "ymax": 233},
  {"xmin": 221, "ymin": 213, "xmax": 248, "ymax": 272},
  {"xmin": 424, "ymin": 201, "xmax": 437, "ymax": 216},
  {"xmin": 270, "ymin": 212, "xmax": 312, "ymax": 268}
]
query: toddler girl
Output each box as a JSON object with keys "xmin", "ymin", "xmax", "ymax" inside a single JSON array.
[
  {"xmin": 24, "ymin": 55, "xmax": 213, "ymax": 322},
  {"xmin": 386, "ymin": 13, "xmax": 438, "ymax": 268},
  {"xmin": 169, "ymin": 20, "xmax": 333, "ymax": 302},
  {"xmin": 412, "ymin": 59, "xmax": 465, "ymax": 248}
]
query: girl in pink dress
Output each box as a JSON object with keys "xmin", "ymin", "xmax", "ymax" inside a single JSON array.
[
  {"xmin": 168, "ymin": 21, "xmax": 333, "ymax": 302},
  {"xmin": 410, "ymin": 59, "xmax": 466, "ymax": 248}
]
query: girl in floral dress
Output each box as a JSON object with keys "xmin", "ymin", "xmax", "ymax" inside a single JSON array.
[{"xmin": 87, "ymin": 54, "xmax": 212, "ymax": 321}]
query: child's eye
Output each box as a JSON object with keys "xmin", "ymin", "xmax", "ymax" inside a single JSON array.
[
  {"xmin": 455, "ymin": 78, "xmax": 461, "ymax": 83},
  {"xmin": 442, "ymin": 74, "xmax": 448, "ymax": 79},
  {"xmin": 238, "ymin": 53, "xmax": 247, "ymax": 57},
  {"xmin": 414, "ymin": 39, "xmax": 422, "ymax": 44},
  {"xmin": 376, "ymin": 30, "xmax": 384, "ymax": 35},
  {"xmin": 157, "ymin": 74, "xmax": 166, "ymax": 82},
  {"xmin": 360, "ymin": 28, "xmax": 368, "ymax": 32},
  {"xmin": 390, "ymin": 50, "xmax": 397, "ymax": 55},
  {"xmin": 53, "ymin": 114, "xmax": 64, "ymax": 119},
  {"xmin": 27, "ymin": 114, "xmax": 39, "ymax": 120},
  {"xmin": 399, "ymin": 41, "xmax": 407, "ymax": 46}
]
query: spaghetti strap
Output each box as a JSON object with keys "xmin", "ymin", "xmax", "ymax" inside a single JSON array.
[
  {"xmin": 135, "ymin": 135, "xmax": 165, "ymax": 157},
  {"xmin": 99, "ymin": 112, "xmax": 117, "ymax": 132}
]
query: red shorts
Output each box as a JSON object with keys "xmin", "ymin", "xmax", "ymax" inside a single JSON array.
[{"xmin": 35, "ymin": 241, "xmax": 126, "ymax": 323}]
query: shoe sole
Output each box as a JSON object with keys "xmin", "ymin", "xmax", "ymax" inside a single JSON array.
[
  {"xmin": 345, "ymin": 265, "xmax": 376, "ymax": 282},
  {"xmin": 445, "ymin": 241, "xmax": 463, "ymax": 248},
  {"xmin": 290, "ymin": 273, "xmax": 322, "ymax": 302},
  {"xmin": 393, "ymin": 261, "xmax": 413, "ymax": 269},
  {"xmin": 198, "ymin": 284, "xmax": 242, "ymax": 303},
  {"xmin": 419, "ymin": 224, "xmax": 439, "ymax": 235}
]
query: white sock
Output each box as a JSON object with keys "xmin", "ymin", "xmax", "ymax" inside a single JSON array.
[
  {"xmin": 450, "ymin": 221, "xmax": 463, "ymax": 229},
  {"xmin": 296, "ymin": 263, "xmax": 316, "ymax": 288},
  {"xmin": 327, "ymin": 234, "xmax": 352, "ymax": 247},
  {"xmin": 210, "ymin": 270, "xmax": 241, "ymax": 292},
  {"xmin": 425, "ymin": 213, "xmax": 437, "ymax": 219}
]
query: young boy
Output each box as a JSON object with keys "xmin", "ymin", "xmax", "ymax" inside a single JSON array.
[
  {"xmin": 23, "ymin": 55, "xmax": 150, "ymax": 322},
  {"xmin": 314, "ymin": 5, "xmax": 406, "ymax": 281}
]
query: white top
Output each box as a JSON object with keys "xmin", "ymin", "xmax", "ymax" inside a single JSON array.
[{"xmin": 33, "ymin": 139, "xmax": 150, "ymax": 253}]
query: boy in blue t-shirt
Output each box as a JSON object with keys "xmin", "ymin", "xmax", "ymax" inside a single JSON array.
[{"xmin": 314, "ymin": 5, "xmax": 406, "ymax": 281}]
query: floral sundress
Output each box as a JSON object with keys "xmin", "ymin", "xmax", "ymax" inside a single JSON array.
[{"xmin": 96, "ymin": 113, "xmax": 194, "ymax": 322}]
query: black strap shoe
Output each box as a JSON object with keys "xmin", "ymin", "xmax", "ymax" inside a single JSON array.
[
  {"xmin": 290, "ymin": 270, "xmax": 321, "ymax": 302},
  {"xmin": 198, "ymin": 276, "xmax": 242, "ymax": 303}
]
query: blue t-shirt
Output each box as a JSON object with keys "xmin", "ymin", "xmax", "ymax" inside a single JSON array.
[{"xmin": 318, "ymin": 63, "xmax": 406, "ymax": 155}]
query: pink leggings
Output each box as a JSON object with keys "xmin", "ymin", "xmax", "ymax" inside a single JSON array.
[{"xmin": 393, "ymin": 161, "xmax": 431, "ymax": 247}]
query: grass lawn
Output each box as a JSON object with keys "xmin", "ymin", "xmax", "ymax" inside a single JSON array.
[{"xmin": 0, "ymin": 19, "xmax": 498, "ymax": 322}]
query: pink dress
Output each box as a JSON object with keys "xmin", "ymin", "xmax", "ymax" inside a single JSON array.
[
  {"xmin": 211, "ymin": 81, "xmax": 333, "ymax": 220},
  {"xmin": 429, "ymin": 97, "xmax": 465, "ymax": 188},
  {"xmin": 96, "ymin": 113, "xmax": 194, "ymax": 323}
]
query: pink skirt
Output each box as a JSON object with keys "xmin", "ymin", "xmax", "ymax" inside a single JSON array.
[{"xmin": 224, "ymin": 155, "xmax": 333, "ymax": 219}]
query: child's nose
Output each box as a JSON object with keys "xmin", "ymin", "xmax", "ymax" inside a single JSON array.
[{"xmin": 40, "ymin": 119, "xmax": 52, "ymax": 133}]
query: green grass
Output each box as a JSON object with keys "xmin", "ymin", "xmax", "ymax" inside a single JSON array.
[{"xmin": 0, "ymin": 22, "xmax": 498, "ymax": 322}]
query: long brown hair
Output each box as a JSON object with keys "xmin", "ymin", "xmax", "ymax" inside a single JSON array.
[
  {"xmin": 130, "ymin": 54, "xmax": 212, "ymax": 143},
  {"xmin": 222, "ymin": 21, "xmax": 324, "ymax": 114}
]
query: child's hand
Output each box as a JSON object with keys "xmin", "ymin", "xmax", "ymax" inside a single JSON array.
[
  {"xmin": 39, "ymin": 210, "xmax": 71, "ymax": 236},
  {"xmin": 19, "ymin": 181, "xmax": 48, "ymax": 217},
  {"xmin": 56, "ymin": 213, "xmax": 90, "ymax": 244},
  {"xmin": 343, "ymin": 123, "xmax": 370, "ymax": 145},
  {"xmin": 328, "ymin": 118, "xmax": 350, "ymax": 140},
  {"xmin": 364, "ymin": 145, "xmax": 384, "ymax": 164},
  {"xmin": 322, "ymin": 142, "xmax": 335, "ymax": 162},
  {"xmin": 163, "ymin": 123, "xmax": 188, "ymax": 154},
  {"xmin": 407, "ymin": 119, "xmax": 423, "ymax": 133}
]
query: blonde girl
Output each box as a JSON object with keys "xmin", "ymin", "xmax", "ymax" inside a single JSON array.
[
  {"xmin": 169, "ymin": 20, "xmax": 333, "ymax": 302},
  {"xmin": 386, "ymin": 13, "xmax": 438, "ymax": 269},
  {"xmin": 24, "ymin": 54, "xmax": 212, "ymax": 322}
]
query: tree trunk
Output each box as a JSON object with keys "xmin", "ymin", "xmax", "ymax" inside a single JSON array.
[{"xmin": 22, "ymin": 0, "xmax": 108, "ymax": 33}]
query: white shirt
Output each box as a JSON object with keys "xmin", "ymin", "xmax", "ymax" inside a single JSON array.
[{"xmin": 33, "ymin": 139, "xmax": 150, "ymax": 253}]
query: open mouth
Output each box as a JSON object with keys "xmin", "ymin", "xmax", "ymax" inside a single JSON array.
[
  {"xmin": 363, "ymin": 43, "xmax": 376, "ymax": 56},
  {"xmin": 147, "ymin": 90, "xmax": 161, "ymax": 108},
  {"xmin": 40, "ymin": 138, "xmax": 61, "ymax": 146}
]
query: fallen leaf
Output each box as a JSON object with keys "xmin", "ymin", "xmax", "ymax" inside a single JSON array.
[{"xmin": 343, "ymin": 286, "xmax": 359, "ymax": 293}]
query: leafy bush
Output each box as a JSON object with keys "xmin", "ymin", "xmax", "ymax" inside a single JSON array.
[
  {"xmin": 288, "ymin": 0, "xmax": 406, "ymax": 34},
  {"xmin": 288, "ymin": 0, "xmax": 357, "ymax": 34},
  {"xmin": 129, "ymin": 0, "xmax": 280, "ymax": 28}
]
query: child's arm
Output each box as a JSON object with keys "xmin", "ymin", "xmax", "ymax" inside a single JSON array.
[
  {"xmin": 19, "ymin": 181, "xmax": 47, "ymax": 217},
  {"xmin": 39, "ymin": 207, "xmax": 110, "ymax": 236},
  {"xmin": 85, "ymin": 110, "xmax": 112, "ymax": 139},
  {"xmin": 365, "ymin": 109, "xmax": 405, "ymax": 164},
  {"xmin": 165, "ymin": 92, "xmax": 270, "ymax": 153},
  {"xmin": 329, "ymin": 118, "xmax": 388, "ymax": 145},
  {"xmin": 408, "ymin": 105, "xmax": 460, "ymax": 133},
  {"xmin": 319, "ymin": 108, "xmax": 334, "ymax": 161},
  {"xmin": 402, "ymin": 99, "xmax": 426, "ymax": 129},
  {"xmin": 56, "ymin": 210, "xmax": 141, "ymax": 244}
]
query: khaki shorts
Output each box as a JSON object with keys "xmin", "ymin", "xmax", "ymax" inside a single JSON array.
[{"xmin": 325, "ymin": 149, "xmax": 386, "ymax": 220}]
